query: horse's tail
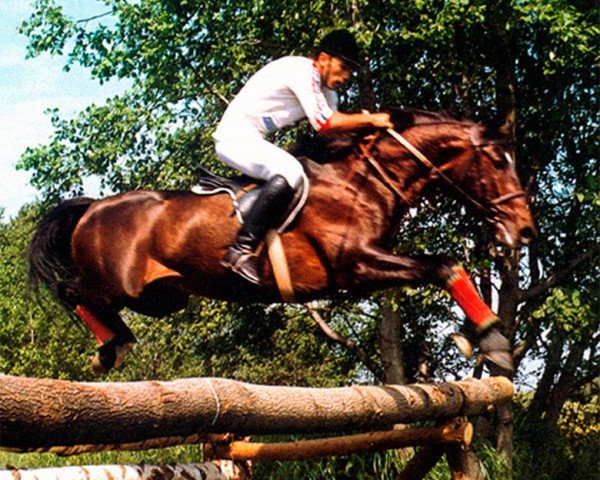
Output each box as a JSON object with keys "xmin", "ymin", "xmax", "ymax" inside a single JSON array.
[{"xmin": 27, "ymin": 197, "xmax": 95, "ymax": 309}]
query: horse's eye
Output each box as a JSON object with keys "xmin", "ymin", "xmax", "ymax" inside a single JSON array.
[
  {"xmin": 485, "ymin": 147, "xmax": 512, "ymax": 169},
  {"xmin": 494, "ymin": 151, "xmax": 513, "ymax": 168}
]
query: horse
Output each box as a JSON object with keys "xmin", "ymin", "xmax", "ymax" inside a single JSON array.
[{"xmin": 27, "ymin": 108, "xmax": 535, "ymax": 374}]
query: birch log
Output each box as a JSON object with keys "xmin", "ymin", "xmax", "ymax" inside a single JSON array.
[
  {"xmin": 0, "ymin": 462, "xmax": 248, "ymax": 480},
  {"xmin": 0, "ymin": 375, "xmax": 512, "ymax": 451}
]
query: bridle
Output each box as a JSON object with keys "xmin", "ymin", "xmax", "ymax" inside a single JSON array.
[{"xmin": 359, "ymin": 127, "xmax": 527, "ymax": 223}]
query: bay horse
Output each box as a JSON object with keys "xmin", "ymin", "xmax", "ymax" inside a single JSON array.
[{"xmin": 27, "ymin": 108, "xmax": 535, "ymax": 374}]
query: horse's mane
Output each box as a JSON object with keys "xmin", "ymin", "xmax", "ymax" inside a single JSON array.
[
  {"xmin": 290, "ymin": 107, "xmax": 477, "ymax": 163},
  {"xmin": 290, "ymin": 132, "xmax": 358, "ymax": 163},
  {"xmin": 388, "ymin": 107, "xmax": 473, "ymax": 130}
]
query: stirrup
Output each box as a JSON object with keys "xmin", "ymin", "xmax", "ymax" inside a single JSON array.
[{"xmin": 222, "ymin": 246, "xmax": 262, "ymax": 285}]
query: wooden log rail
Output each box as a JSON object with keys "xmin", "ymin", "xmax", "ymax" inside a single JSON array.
[
  {"xmin": 0, "ymin": 375, "xmax": 512, "ymax": 453},
  {"xmin": 205, "ymin": 418, "xmax": 472, "ymax": 461}
]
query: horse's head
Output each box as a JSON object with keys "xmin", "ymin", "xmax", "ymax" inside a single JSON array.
[
  {"xmin": 380, "ymin": 109, "xmax": 536, "ymax": 248},
  {"xmin": 456, "ymin": 124, "xmax": 536, "ymax": 247}
]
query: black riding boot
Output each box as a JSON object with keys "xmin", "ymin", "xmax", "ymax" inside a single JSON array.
[{"xmin": 222, "ymin": 175, "xmax": 296, "ymax": 285}]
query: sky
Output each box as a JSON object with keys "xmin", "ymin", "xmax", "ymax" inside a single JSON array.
[{"xmin": 0, "ymin": 0, "xmax": 127, "ymax": 221}]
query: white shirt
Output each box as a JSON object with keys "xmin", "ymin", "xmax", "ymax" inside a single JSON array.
[{"xmin": 214, "ymin": 56, "xmax": 338, "ymax": 140}]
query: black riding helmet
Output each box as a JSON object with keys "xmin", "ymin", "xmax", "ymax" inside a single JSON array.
[{"xmin": 316, "ymin": 29, "xmax": 360, "ymax": 69}]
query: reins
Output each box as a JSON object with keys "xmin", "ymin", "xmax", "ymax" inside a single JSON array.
[
  {"xmin": 357, "ymin": 123, "xmax": 526, "ymax": 220},
  {"xmin": 385, "ymin": 127, "xmax": 494, "ymax": 213},
  {"xmin": 357, "ymin": 133, "xmax": 415, "ymax": 206}
]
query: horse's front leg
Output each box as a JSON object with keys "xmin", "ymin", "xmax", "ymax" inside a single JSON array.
[{"xmin": 353, "ymin": 247, "xmax": 513, "ymax": 372}]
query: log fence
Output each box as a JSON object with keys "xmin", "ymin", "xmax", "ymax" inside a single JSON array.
[{"xmin": 0, "ymin": 375, "xmax": 512, "ymax": 479}]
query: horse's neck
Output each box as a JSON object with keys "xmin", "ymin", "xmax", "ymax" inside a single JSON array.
[
  {"xmin": 379, "ymin": 124, "xmax": 475, "ymax": 203},
  {"xmin": 368, "ymin": 141, "xmax": 432, "ymax": 207},
  {"xmin": 303, "ymin": 151, "xmax": 414, "ymax": 229}
]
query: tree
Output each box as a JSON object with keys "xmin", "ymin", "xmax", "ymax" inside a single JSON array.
[{"xmin": 0, "ymin": 206, "xmax": 93, "ymax": 380}]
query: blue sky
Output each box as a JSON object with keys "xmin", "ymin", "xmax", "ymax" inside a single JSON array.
[{"xmin": 0, "ymin": 0, "xmax": 127, "ymax": 220}]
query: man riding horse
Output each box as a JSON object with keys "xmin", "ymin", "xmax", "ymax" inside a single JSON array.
[
  {"xmin": 27, "ymin": 31, "xmax": 535, "ymax": 375},
  {"xmin": 213, "ymin": 29, "xmax": 393, "ymax": 285}
]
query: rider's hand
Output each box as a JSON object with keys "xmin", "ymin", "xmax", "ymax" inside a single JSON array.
[{"xmin": 368, "ymin": 112, "xmax": 393, "ymax": 129}]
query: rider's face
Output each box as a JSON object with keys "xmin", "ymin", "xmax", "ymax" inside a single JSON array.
[{"xmin": 316, "ymin": 53, "xmax": 353, "ymax": 90}]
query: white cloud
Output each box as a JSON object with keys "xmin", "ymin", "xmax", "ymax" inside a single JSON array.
[{"xmin": 0, "ymin": 44, "xmax": 27, "ymax": 69}]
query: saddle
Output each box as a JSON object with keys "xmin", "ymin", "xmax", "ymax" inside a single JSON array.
[{"xmin": 191, "ymin": 167, "xmax": 308, "ymax": 233}]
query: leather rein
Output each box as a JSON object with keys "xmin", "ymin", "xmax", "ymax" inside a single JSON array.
[{"xmin": 357, "ymin": 128, "xmax": 527, "ymax": 222}]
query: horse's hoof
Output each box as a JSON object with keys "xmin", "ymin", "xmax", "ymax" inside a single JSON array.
[
  {"xmin": 451, "ymin": 332, "xmax": 474, "ymax": 358},
  {"xmin": 91, "ymin": 338, "xmax": 118, "ymax": 374},
  {"xmin": 91, "ymin": 354, "xmax": 110, "ymax": 374},
  {"xmin": 91, "ymin": 340, "xmax": 135, "ymax": 374},
  {"xmin": 478, "ymin": 327, "xmax": 514, "ymax": 374},
  {"xmin": 113, "ymin": 342, "xmax": 135, "ymax": 369},
  {"xmin": 482, "ymin": 351, "xmax": 515, "ymax": 375}
]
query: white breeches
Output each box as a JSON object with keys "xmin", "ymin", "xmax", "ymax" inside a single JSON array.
[{"xmin": 215, "ymin": 137, "xmax": 305, "ymax": 189}]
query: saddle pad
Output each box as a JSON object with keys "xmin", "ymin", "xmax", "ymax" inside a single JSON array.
[{"xmin": 191, "ymin": 172, "xmax": 309, "ymax": 232}]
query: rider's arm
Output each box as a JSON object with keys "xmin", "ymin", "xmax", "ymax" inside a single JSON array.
[{"xmin": 322, "ymin": 111, "xmax": 393, "ymax": 133}]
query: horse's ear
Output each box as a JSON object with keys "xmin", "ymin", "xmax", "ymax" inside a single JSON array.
[
  {"xmin": 483, "ymin": 119, "xmax": 514, "ymax": 142},
  {"xmin": 498, "ymin": 122, "xmax": 513, "ymax": 138}
]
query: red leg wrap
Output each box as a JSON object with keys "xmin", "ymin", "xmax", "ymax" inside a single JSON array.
[
  {"xmin": 75, "ymin": 304, "xmax": 114, "ymax": 345},
  {"xmin": 446, "ymin": 266, "xmax": 498, "ymax": 331}
]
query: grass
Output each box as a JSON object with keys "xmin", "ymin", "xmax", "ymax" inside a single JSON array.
[
  {"xmin": 0, "ymin": 444, "xmax": 203, "ymax": 470},
  {"xmin": 1, "ymin": 422, "xmax": 598, "ymax": 480}
]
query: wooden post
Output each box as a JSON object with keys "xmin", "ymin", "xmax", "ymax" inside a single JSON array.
[
  {"xmin": 445, "ymin": 444, "xmax": 486, "ymax": 480},
  {"xmin": 394, "ymin": 417, "xmax": 476, "ymax": 480}
]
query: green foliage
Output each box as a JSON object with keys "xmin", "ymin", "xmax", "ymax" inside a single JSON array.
[
  {"xmin": 252, "ymin": 446, "xmax": 406, "ymax": 480},
  {"xmin": 512, "ymin": 399, "xmax": 600, "ymax": 480},
  {"xmin": 178, "ymin": 301, "xmax": 361, "ymax": 386},
  {"xmin": 532, "ymin": 288, "xmax": 596, "ymax": 341},
  {"xmin": 0, "ymin": 206, "xmax": 93, "ymax": 380},
  {"xmin": 558, "ymin": 397, "xmax": 600, "ymax": 450},
  {"xmin": 0, "ymin": 444, "xmax": 203, "ymax": 470}
]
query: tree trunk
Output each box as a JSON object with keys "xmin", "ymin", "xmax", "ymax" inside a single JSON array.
[
  {"xmin": 545, "ymin": 341, "xmax": 586, "ymax": 426},
  {"xmin": 495, "ymin": 251, "xmax": 519, "ymax": 472},
  {"xmin": 487, "ymin": 1, "xmax": 519, "ymax": 473},
  {"xmin": 0, "ymin": 375, "xmax": 512, "ymax": 452},
  {"xmin": 528, "ymin": 335, "xmax": 563, "ymax": 421},
  {"xmin": 346, "ymin": 1, "xmax": 377, "ymax": 112},
  {"xmin": 380, "ymin": 293, "xmax": 407, "ymax": 385}
]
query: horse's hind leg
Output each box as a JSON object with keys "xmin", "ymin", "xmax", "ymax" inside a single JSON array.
[{"xmin": 75, "ymin": 304, "xmax": 136, "ymax": 373}]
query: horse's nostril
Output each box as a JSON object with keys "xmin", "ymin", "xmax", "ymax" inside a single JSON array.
[{"xmin": 520, "ymin": 226, "xmax": 535, "ymax": 241}]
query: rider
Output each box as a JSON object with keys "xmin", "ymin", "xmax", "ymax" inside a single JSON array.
[{"xmin": 213, "ymin": 29, "xmax": 393, "ymax": 285}]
